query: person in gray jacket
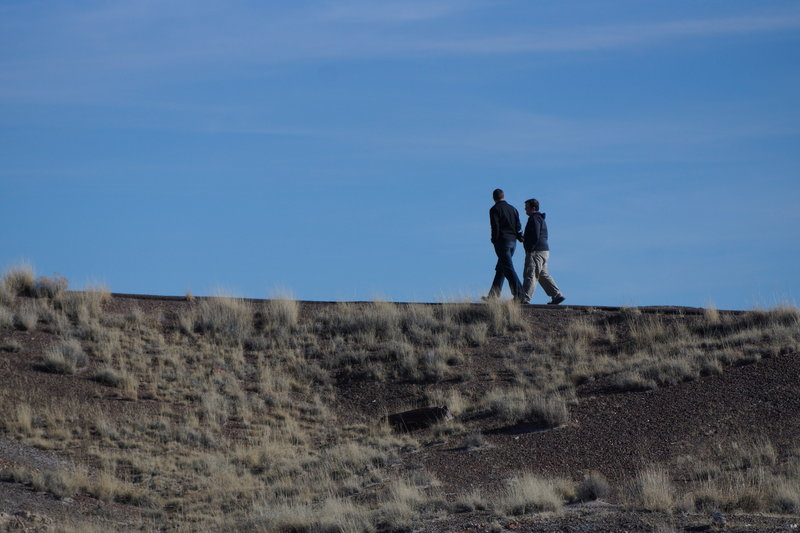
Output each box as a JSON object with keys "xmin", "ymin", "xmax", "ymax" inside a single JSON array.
[{"xmin": 520, "ymin": 198, "xmax": 565, "ymax": 305}]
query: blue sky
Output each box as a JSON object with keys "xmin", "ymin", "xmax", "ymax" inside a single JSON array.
[{"xmin": 2, "ymin": 1, "xmax": 799, "ymax": 309}]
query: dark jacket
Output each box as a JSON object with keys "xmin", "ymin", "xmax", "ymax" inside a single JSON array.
[
  {"xmin": 523, "ymin": 212, "xmax": 549, "ymax": 252},
  {"xmin": 490, "ymin": 201, "xmax": 523, "ymax": 243}
]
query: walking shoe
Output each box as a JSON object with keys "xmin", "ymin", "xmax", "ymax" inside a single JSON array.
[
  {"xmin": 480, "ymin": 295, "xmax": 495, "ymax": 302},
  {"xmin": 547, "ymin": 295, "xmax": 566, "ymax": 305}
]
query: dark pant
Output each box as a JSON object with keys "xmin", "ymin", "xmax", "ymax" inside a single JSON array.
[{"xmin": 489, "ymin": 239, "xmax": 522, "ymax": 298}]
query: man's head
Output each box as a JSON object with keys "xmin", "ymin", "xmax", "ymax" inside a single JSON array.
[
  {"xmin": 524, "ymin": 198, "xmax": 539, "ymax": 215},
  {"xmin": 493, "ymin": 189, "xmax": 504, "ymax": 202}
]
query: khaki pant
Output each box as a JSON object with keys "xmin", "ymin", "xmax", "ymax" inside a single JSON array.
[{"xmin": 521, "ymin": 250, "xmax": 561, "ymax": 304}]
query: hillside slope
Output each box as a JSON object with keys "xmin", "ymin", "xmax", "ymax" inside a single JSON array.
[{"xmin": 1, "ymin": 290, "xmax": 799, "ymax": 532}]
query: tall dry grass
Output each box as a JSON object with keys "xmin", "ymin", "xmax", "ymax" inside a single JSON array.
[
  {"xmin": 2, "ymin": 263, "xmax": 35, "ymax": 296},
  {"xmin": 0, "ymin": 305, "xmax": 14, "ymax": 329},
  {"xmin": 674, "ymin": 436, "xmax": 800, "ymax": 514},
  {"xmin": 192, "ymin": 296, "xmax": 253, "ymax": 342},
  {"xmin": 629, "ymin": 465, "xmax": 675, "ymax": 512},
  {"xmin": 262, "ymin": 293, "xmax": 300, "ymax": 329},
  {"xmin": 483, "ymin": 387, "xmax": 569, "ymax": 429},
  {"xmin": 500, "ymin": 473, "xmax": 566, "ymax": 515},
  {"xmin": 14, "ymin": 303, "xmax": 39, "ymax": 331},
  {"xmin": 41, "ymin": 339, "xmax": 87, "ymax": 375}
]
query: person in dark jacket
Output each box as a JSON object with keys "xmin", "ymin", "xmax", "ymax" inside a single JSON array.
[
  {"xmin": 484, "ymin": 189, "xmax": 523, "ymax": 300},
  {"xmin": 520, "ymin": 198, "xmax": 565, "ymax": 305}
]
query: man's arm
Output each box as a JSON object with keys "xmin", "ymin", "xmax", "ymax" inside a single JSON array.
[
  {"xmin": 530, "ymin": 216, "xmax": 542, "ymax": 248},
  {"xmin": 489, "ymin": 208, "xmax": 499, "ymax": 243},
  {"xmin": 522, "ymin": 217, "xmax": 532, "ymax": 248}
]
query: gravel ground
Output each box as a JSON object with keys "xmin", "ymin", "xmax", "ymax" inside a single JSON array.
[{"xmin": 416, "ymin": 351, "xmax": 800, "ymax": 496}]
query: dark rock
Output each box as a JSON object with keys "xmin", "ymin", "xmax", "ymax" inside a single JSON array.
[{"xmin": 387, "ymin": 406, "xmax": 452, "ymax": 432}]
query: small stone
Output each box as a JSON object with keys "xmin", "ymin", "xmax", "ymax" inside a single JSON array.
[{"xmin": 712, "ymin": 510, "xmax": 726, "ymax": 529}]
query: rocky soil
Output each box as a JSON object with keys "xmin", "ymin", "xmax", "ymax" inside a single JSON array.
[{"xmin": 1, "ymin": 294, "xmax": 798, "ymax": 532}]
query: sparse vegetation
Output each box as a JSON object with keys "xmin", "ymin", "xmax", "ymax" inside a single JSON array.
[
  {"xmin": 1, "ymin": 268, "xmax": 799, "ymax": 531},
  {"xmin": 673, "ymin": 436, "xmax": 800, "ymax": 515}
]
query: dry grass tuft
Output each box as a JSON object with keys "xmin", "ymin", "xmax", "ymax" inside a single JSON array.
[
  {"xmin": 455, "ymin": 488, "xmax": 490, "ymax": 512},
  {"xmin": 0, "ymin": 306, "xmax": 13, "ymax": 329},
  {"xmin": 1, "ymin": 264, "xmax": 68, "ymax": 300},
  {"xmin": 194, "ymin": 296, "xmax": 253, "ymax": 342},
  {"xmin": 8, "ymin": 403, "xmax": 33, "ymax": 434},
  {"xmin": 704, "ymin": 303, "xmax": 721, "ymax": 325},
  {"xmin": 485, "ymin": 388, "xmax": 569, "ymax": 429},
  {"xmin": 2, "ymin": 263, "xmax": 35, "ymax": 296},
  {"xmin": 629, "ymin": 465, "xmax": 674, "ymax": 512},
  {"xmin": 43, "ymin": 469, "xmax": 82, "ymax": 499},
  {"xmin": 60, "ymin": 286, "xmax": 111, "ymax": 324},
  {"xmin": 561, "ymin": 316, "xmax": 599, "ymax": 359},
  {"xmin": 41, "ymin": 339, "xmax": 87, "ymax": 374},
  {"xmin": 86, "ymin": 471, "xmax": 123, "ymax": 502},
  {"xmin": 1, "ymin": 466, "xmax": 84, "ymax": 500},
  {"xmin": 378, "ymin": 477, "xmax": 431, "ymax": 529},
  {"xmin": 460, "ymin": 432, "xmax": 485, "ymax": 451},
  {"xmin": 0, "ymin": 284, "xmax": 13, "ymax": 306},
  {"xmin": 500, "ymin": 472, "xmax": 565, "ymax": 515},
  {"xmin": 14, "ymin": 303, "xmax": 39, "ymax": 331},
  {"xmin": 256, "ymin": 498, "xmax": 374, "ymax": 533},
  {"xmin": 577, "ymin": 470, "xmax": 611, "ymax": 502},
  {"xmin": 425, "ymin": 388, "xmax": 467, "ymax": 417},
  {"xmin": 92, "ymin": 367, "xmax": 125, "ymax": 388},
  {"xmin": 485, "ymin": 299, "xmax": 527, "ymax": 334},
  {"xmin": 263, "ymin": 293, "xmax": 300, "ymax": 328},
  {"xmin": 33, "ymin": 274, "xmax": 69, "ymax": 299}
]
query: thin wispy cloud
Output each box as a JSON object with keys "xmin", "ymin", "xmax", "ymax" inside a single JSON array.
[
  {"xmin": 316, "ymin": 0, "xmax": 483, "ymax": 23},
  {"xmin": 424, "ymin": 12, "xmax": 800, "ymax": 54},
  {"xmin": 356, "ymin": 106, "xmax": 800, "ymax": 158},
  {"xmin": 2, "ymin": 2, "xmax": 798, "ymax": 154},
  {"xmin": 3, "ymin": 4, "xmax": 800, "ymax": 78}
]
